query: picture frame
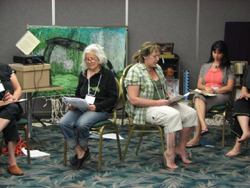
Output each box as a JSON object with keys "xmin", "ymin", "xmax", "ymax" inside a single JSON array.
[{"xmin": 157, "ymin": 43, "xmax": 174, "ymax": 55}]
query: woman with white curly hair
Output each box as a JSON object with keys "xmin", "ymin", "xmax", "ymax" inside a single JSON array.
[{"xmin": 59, "ymin": 44, "xmax": 118, "ymax": 170}]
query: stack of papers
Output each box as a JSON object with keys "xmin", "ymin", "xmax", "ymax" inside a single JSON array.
[{"xmin": 64, "ymin": 97, "xmax": 89, "ymax": 110}]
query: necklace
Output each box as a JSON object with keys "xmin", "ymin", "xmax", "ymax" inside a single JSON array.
[
  {"xmin": 213, "ymin": 63, "xmax": 220, "ymax": 69},
  {"xmin": 146, "ymin": 66, "xmax": 155, "ymax": 72},
  {"xmin": 214, "ymin": 64, "xmax": 219, "ymax": 69},
  {"xmin": 145, "ymin": 63, "xmax": 152, "ymax": 72}
]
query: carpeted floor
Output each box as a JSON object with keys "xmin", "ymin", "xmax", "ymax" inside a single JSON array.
[{"xmin": 0, "ymin": 121, "xmax": 250, "ymax": 188}]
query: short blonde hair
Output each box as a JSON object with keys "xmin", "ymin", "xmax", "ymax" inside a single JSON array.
[{"xmin": 81, "ymin": 44, "xmax": 107, "ymax": 72}]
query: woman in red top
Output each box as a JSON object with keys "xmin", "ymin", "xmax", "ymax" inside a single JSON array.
[{"xmin": 187, "ymin": 40, "xmax": 235, "ymax": 147}]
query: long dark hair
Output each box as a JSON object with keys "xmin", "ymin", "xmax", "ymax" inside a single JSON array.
[
  {"xmin": 207, "ymin": 40, "xmax": 231, "ymax": 69},
  {"xmin": 132, "ymin": 41, "xmax": 160, "ymax": 64}
]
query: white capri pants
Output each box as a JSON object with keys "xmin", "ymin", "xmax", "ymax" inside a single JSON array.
[{"xmin": 146, "ymin": 103, "xmax": 197, "ymax": 134}]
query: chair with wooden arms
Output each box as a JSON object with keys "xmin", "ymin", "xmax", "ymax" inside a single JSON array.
[{"xmin": 63, "ymin": 78, "xmax": 122, "ymax": 170}]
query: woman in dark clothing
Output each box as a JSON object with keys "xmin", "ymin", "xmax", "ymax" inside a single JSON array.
[
  {"xmin": 0, "ymin": 63, "xmax": 23, "ymax": 175},
  {"xmin": 226, "ymin": 66, "xmax": 250, "ymax": 156},
  {"xmin": 59, "ymin": 44, "xmax": 118, "ymax": 170}
]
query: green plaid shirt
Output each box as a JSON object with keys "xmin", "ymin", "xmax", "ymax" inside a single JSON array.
[{"xmin": 124, "ymin": 63, "xmax": 168, "ymax": 125}]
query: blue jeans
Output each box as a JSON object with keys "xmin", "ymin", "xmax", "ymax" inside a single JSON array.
[{"xmin": 59, "ymin": 109, "xmax": 109, "ymax": 148}]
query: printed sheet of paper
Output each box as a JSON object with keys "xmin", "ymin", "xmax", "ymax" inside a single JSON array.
[
  {"xmin": 169, "ymin": 92, "xmax": 190, "ymax": 104},
  {"xmin": 89, "ymin": 131, "xmax": 124, "ymax": 140},
  {"xmin": 18, "ymin": 99, "xmax": 27, "ymax": 103},
  {"xmin": 22, "ymin": 148, "xmax": 50, "ymax": 158},
  {"xmin": 189, "ymin": 89, "xmax": 217, "ymax": 97},
  {"xmin": 16, "ymin": 30, "xmax": 40, "ymax": 55},
  {"xmin": 64, "ymin": 97, "xmax": 89, "ymax": 110}
]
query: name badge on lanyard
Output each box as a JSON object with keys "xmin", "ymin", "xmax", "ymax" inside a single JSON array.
[
  {"xmin": 0, "ymin": 81, "xmax": 5, "ymax": 92},
  {"xmin": 86, "ymin": 73, "xmax": 102, "ymax": 105},
  {"xmin": 85, "ymin": 94, "xmax": 95, "ymax": 105}
]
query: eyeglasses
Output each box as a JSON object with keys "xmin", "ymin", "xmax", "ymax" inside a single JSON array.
[
  {"xmin": 85, "ymin": 57, "xmax": 97, "ymax": 62},
  {"xmin": 151, "ymin": 55, "xmax": 160, "ymax": 59}
]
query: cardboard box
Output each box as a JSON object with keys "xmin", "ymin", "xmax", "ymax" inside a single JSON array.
[{"xmin": 9, "ymin": 63, "xmax": 50, "ymax": 89}]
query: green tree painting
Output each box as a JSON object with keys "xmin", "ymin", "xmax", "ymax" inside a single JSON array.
[{"xmin": 29, "ymin": 26, "xmax": 127, "ymax": 96}]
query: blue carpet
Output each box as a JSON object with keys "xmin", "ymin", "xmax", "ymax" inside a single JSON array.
[{"xmin": 0, "ymin": 124, "xmax": 250, "ymax": 188}]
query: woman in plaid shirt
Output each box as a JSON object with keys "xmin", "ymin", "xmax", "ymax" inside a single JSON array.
[{"xmin": 124, "ymin": 41, "xmax": 197, "ymax": 169}]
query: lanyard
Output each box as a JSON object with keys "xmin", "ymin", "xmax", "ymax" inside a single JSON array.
[{"xmin": 87, "ymin": 73, "xmax": 102, "ymax": 96}]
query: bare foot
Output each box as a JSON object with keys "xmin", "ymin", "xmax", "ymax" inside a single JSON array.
[
  {"xmin": 164, "ymin": 150, "xmax": 178, "ymax": 169},
  {"xmin": 238, "ymin": 132, "xmax": 250, "ymax": 143},
  {"xmin": 175, "ymin": 146, "xmax": 192, "ymax": 164},
  {"xmin": 226, "ymin": 149, "xmax": 241, "ymax": 157}
]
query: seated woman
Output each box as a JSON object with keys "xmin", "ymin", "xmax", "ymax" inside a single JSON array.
[
  {"xmin": 0, "ymin": 63, "xmax": 23, "ymax": 175},
  {"xmin": 59, "ymin": 44, "xmax": 118, "ymax": 170},
  {"xmin": 124, "ymin": 41, "xmax": 197, "ymax": 169},
  {"xmin": 187, "ymin": 40, "xmax": 235, "ymax": 148},
  {"xmin": 226, "ymin": 66, "xmax": 250, "ymax": 156}
]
